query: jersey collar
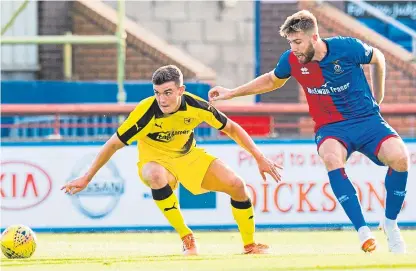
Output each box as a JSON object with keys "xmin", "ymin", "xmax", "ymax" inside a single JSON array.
[
  {"xmin": 178, "ymin": 95, "xmax": 187, "ymax": 111},
  {"xmin": 320, "ymin": 39, "xmax": 330, "ymax": 63}
]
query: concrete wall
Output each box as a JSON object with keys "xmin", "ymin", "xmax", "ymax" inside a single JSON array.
[
  {"xmin": 1, "ymin": 0, "xmax": 39, "ymax": 79},
  {"xmin": 104, "ymin": 0, "xmax": 255, "ymax": 103}
]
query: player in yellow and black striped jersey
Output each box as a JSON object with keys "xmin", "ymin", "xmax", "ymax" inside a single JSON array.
[
  {"xmin": 62, "ymin": 65, "xmax": 283, "ymax": 256},
  {"xmin": 116, "ymin": 91, "xmax": 227, "ymax": 156}
]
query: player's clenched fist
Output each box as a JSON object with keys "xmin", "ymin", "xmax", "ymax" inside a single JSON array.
[
  {"xmin": 61, "ymin": 176, "xmax": 90, "ymax": 195},
  {"xmin": 208, "ymin": 86, "xmax": 234, "ymax": 102}
]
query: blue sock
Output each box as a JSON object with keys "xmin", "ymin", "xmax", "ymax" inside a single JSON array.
[
  {"xmin": 385, "ymin": 168, "xmax": 408, "ymax": 220},
  {"xmin": 328, "ymin": 168, "xmax": 367, "ymax": 231}
]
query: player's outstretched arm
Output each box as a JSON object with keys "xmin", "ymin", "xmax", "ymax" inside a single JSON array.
[
  {"xmin": 221, "ymin": 119, "xmax": 283, "ymax": 182},
  {"xmin": 208, "ymin": 71, "xmax": 289, "ymax": 102},
  {"xmin": 61, "ymin": 134, "xmax": 125, "ymax": 195},
  {"xmin": 369, "ymin": 47, "xmax": 386, "ymax": 105}
]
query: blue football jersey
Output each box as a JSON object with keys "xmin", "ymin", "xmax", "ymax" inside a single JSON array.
[{"xmin": 274, "ymin": 36, "xmax": 379, "ymax": 132}]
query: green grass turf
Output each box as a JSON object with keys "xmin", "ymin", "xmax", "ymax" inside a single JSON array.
[{"xmin": 1, "ymin": 230, "xmax": 416, "ymax": 271}]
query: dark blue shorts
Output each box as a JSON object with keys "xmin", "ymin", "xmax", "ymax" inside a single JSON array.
[{"xmin": 315, "ymin": 114, "xmax": 399, "ymax": 166}]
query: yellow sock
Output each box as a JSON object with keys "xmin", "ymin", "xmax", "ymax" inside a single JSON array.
[
  {"xmin": 152, "ymin": 185, "xmax": 192, "ymax": 239},
  {"xmin": 231, "ymin": 199, "xmax": 255, "ymax": 246}
]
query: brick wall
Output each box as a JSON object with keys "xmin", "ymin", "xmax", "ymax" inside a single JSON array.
[
  {"xmin": 72, "ymin": 12, "xmax": 159, "ymax": 81},
  {"xmin": 37, "ymin": 1, "xmax": 72, "ymax": 80},
  {"xmin": 37, "ymin": 1, "xmax": 211, "ymax": 82},
  {"xmin": 71, "ymin": 2, "xmax": 198, "ymax": 81},
  {"xmin": 259, "ymin": 2, "xmax": 300, "ymax": 103},
  {"xmin": 259, "ymin": 2, "xmax": 302, "ymax": 135}
]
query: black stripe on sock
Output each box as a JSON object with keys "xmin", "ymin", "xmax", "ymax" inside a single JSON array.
[
  {"xmin": 231, "ymin": 199, "xmax": 252, "ymax": 209},
  {"xmin": 152, "ymin": 184, "xmax": 173, "ymax": 201}
]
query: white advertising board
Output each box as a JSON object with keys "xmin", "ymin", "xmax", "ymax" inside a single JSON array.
[{"xmin": 1, "ymin": 141, "xmax": 415, "ymax": 231}]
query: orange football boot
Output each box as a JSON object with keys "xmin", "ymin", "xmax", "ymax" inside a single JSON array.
[
  {"xmin": 181, "ymin": 234, "xmax": 198, "ymax": 256},
  {"xmin": 244, "ymin": 243, "xmax": 270, "ymax": 254}
]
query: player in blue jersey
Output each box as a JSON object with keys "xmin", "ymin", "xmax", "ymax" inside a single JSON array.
[{"xmin": 208, "ymin": 10, "xmax": 409, "ymax": 253}]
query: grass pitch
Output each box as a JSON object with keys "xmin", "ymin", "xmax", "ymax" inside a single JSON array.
[{"xmin": 1, "ymin": 230, "xmax": 416, "ymax": 271}]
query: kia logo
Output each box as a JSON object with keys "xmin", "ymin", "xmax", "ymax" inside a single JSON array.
[{"xmin": 0, "ymin": 161, "xmax": 52, "ymax": 210}]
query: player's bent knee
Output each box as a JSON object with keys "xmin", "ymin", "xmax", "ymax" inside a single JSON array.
[
  {"xmin": 322, "ymin": 153, "xmax": 345, "ymax": 171},
  {"xmin": 389, "ymin": 155, "xmax": 410, "ymax": 172},
  {"xmin": 142, "ymin": 167, "xmax": 169, "ymax": 189},
  {"xmin": 228, "ymin": 176, "xmax": 249, "ymax": 201}
]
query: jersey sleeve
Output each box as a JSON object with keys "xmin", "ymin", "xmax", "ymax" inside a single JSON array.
[
  {"xmin": 116, "ymin": 99, "xmax": 155, "ymax": 145},
  {"xmin": 185, "ymin": 94, "xmax": 228, "ymax": 130},
  {"xmin": 273, "ymin": 50, "xmax": 291, "ymax": 79},
  {"xmin": 345, "ymin": 37, "xmax": 373, "ymax": 64},
  {"xmin": 200, "ymin": 103, "xmax": 228, "ymax": 130}
]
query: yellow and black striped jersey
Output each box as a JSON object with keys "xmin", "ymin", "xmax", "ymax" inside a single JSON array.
[{"xmin": 116, "ymin": 92, "xmax": 228, "ymax": 156}]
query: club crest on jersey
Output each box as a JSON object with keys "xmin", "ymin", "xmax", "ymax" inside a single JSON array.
[
  {"xmin": 184, "ymin": 118, "xmax": 193, "ymax": 125},
  {"xmin": 301, "ymin": 67, "xmax": 309, "ymax": 75},
  {"xmin": 332, "ymin": 60, "xmax": 344, "ymax": 74}
]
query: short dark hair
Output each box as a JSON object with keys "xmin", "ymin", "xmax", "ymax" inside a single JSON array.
[
  {"xmin": 279, "ymin": 10, "xmax": 318, "ymax": 37},
  {"xmin": 152, "ymin": 65, "xmax": 183, "ymax": 86}
]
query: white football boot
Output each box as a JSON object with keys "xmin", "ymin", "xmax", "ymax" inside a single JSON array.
[{"xmin": 379, "ymin": 218, "xmax": 406, "ymax": 254}]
